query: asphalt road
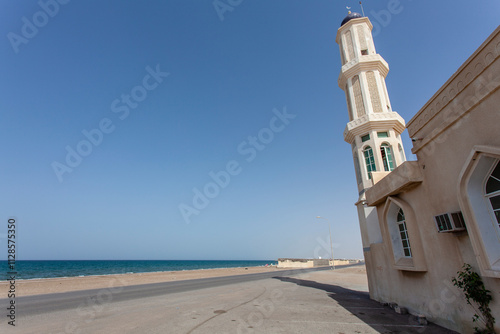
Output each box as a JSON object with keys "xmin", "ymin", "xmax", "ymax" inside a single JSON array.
[
  {"xmin": 5, "ymin": 266, "xmax": 333, "ymax": 317},
  {"xmin": 0, "ymin": 264, "xmax": 459, "ymax": 333}
]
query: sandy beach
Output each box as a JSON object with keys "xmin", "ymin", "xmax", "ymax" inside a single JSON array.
[{"xmin": 1, "ymin": 265, "xmax": 287, "ymax": 297}]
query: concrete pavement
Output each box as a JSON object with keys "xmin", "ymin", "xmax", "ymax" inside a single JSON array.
[{"xmin": 3, "ymin": 265, "xmax": 458, "ymax": 333}]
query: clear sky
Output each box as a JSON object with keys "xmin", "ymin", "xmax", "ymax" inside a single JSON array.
[{"xmin": 1, "ymin": 0, "xmax": 498, "ymax": 261}]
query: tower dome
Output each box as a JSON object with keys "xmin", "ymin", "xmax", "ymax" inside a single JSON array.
[{"xmin": 340, "ymin": 12, "xmax": 362, "ymax": 26}]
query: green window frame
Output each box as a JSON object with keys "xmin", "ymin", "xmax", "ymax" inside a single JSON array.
[
  {"xmin": 363, "ymin": 146, "xmax": 376, "ymax": 179},
  {"xmin": 377, "ymin": 131, "xmax": 389, "ymax": 138},
  {"xmin": 381, "ymin": 143, "xmax": 395, "ymax": 171}
]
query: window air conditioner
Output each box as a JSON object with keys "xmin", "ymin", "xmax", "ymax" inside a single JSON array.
[{"xmin": 434, "ymin": 212, "xmax": 466, "ymax": 233}]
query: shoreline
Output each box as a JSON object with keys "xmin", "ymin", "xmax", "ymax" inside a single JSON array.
[
  {"xmin": 0, "ymin": 265, "xmax": 285, "ymax": 297},
  {"xmin": 8, "ymin": 264, "xmax": 277, "ymax": 282}
]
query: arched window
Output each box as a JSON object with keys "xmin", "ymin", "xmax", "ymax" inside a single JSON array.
[
  {"xmin": 398, "ymin": 144, "xmax": 405, "ymax": 163},
  {"xmin": 397, "ymin": 208, "xmax": 412, "ymax": 258},
  {"xmin": 353, "ymin": 152, "xmax": 362, "ymax": 184},
  {"xmin": 381, "ymin": 143, "xmax": 395, "ymax": 171},
  {"xmin": 460, "ymin": 151, "xmax": 500, "ymax": 276},
  {"xmin": 485, "ymin": 162, "xmax": 500, "ymax": 228},
  {"xmin": 383, "ymin": 197, "xmax": 426, "ymax": 271},
  {"xmin": 363, "ymin": 146, "xmax": 376, "ymax": 179}
]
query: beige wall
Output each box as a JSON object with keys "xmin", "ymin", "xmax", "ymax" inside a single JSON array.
[
  {"xmin": 333, "ymin": 259, "xmax": 360, "ymax": 266},
  {"xmin": 277, "ymin": 258, "xmax": 330, "ymax": 268},
  {"xmin": 363, "ymin": 26, "xmax": 500, "ymax": 333}
]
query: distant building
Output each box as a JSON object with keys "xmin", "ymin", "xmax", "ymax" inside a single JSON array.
[
  {"xmin": 337, "ymin": 13, "xmax": 499, "ymax": 333},
  {"xmin": 277, "ymin": 258, "xmax": 359, "ymax": 268}
]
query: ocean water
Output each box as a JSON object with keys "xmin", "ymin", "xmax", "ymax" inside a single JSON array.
[{"xmin": 0, "ymin": 260, "xmax": 276, "ymax": 280}]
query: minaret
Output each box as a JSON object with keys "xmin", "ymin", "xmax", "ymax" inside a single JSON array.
[{"xmin": 336, "ymin": 12, "xmax": 407, "ymax": 266}]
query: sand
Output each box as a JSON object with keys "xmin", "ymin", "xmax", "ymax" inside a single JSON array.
[
  {"xmin": 1, "ymin": 265, "xmax": 286, "ymax": 297},
  {"xmin": 2, "ymin": 265, "xmax": 367, "ymax": 297}
]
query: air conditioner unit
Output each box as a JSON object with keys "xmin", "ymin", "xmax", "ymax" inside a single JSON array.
[{"xmin": 434, "ymin": 212, "xmax": 466, "ymax": 233}]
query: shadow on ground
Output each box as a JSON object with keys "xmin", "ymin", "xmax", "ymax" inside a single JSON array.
[{"xmin": 273, "ymin": 276, "xmax": 458, "ymax": 334}]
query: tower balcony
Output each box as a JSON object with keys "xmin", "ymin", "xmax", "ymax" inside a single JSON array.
[
  {"xmin": 343, "ymin": 111, "xmax": 406, "ymax": 144},
  {"xmin": 338, "ymin": 55, "xmax": 389, "ymax": 89}
]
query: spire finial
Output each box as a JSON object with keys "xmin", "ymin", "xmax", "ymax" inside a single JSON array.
[{"xmin": 359, "ymin": 1, "xmax": 365, "ymax": 17}]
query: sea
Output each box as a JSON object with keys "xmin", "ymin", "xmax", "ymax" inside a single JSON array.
[{"xmin": 1, "ymin": 260, "xmax": 276, "ymax": 280}]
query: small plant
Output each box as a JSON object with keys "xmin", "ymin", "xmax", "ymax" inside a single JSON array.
[{"xmin": 452, "ymin": 263, "xmax": 496, "ymax": 333}]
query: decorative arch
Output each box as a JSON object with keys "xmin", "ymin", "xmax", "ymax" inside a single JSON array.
[
  {"xmin": 353, "ymin": 152, "xmax": 362, "ymax": 184},
  {"xmin": 382, "ymin": 196, "xmax": 427, "ymax": 271},
  {"xmin": 344, "ymin": 30, "xmax": 355, "ymax": 61},
  {"xmin": 345, "ymin": 83, "xmax": 354, "ymax": 121},
  {"xmin": 352, "ymin": 75, "xmax": 366, "ymax": 117},
  {"xmin": 458, "ymin": 145, "xmax": 500, "ymax": 278},
  {"xmin": 367, "ymin": 71, "xmax": 383, "ymax": 113},
  {"xmin": 398, "ymin": 143, "xmax": 406, "ymax": 163}
]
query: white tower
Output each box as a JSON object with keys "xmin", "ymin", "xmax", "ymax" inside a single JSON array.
[{"xmin": 336, "ymin": 13, "xmax": 407, "ymax": 262}]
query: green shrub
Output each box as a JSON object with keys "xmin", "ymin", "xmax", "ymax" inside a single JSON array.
[{"xmin": 452, "ymin": 264, "xmax": 495, "ymax": 333}]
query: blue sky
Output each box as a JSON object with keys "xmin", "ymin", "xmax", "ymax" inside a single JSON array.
[{"xmin": 1, "ymin": 0, "xmax": 498, "ymax": 260}]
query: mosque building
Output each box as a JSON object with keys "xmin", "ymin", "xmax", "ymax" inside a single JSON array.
[{"xmin": 336, "ymin": 12, "xmax": 500, "ymax": 333}]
